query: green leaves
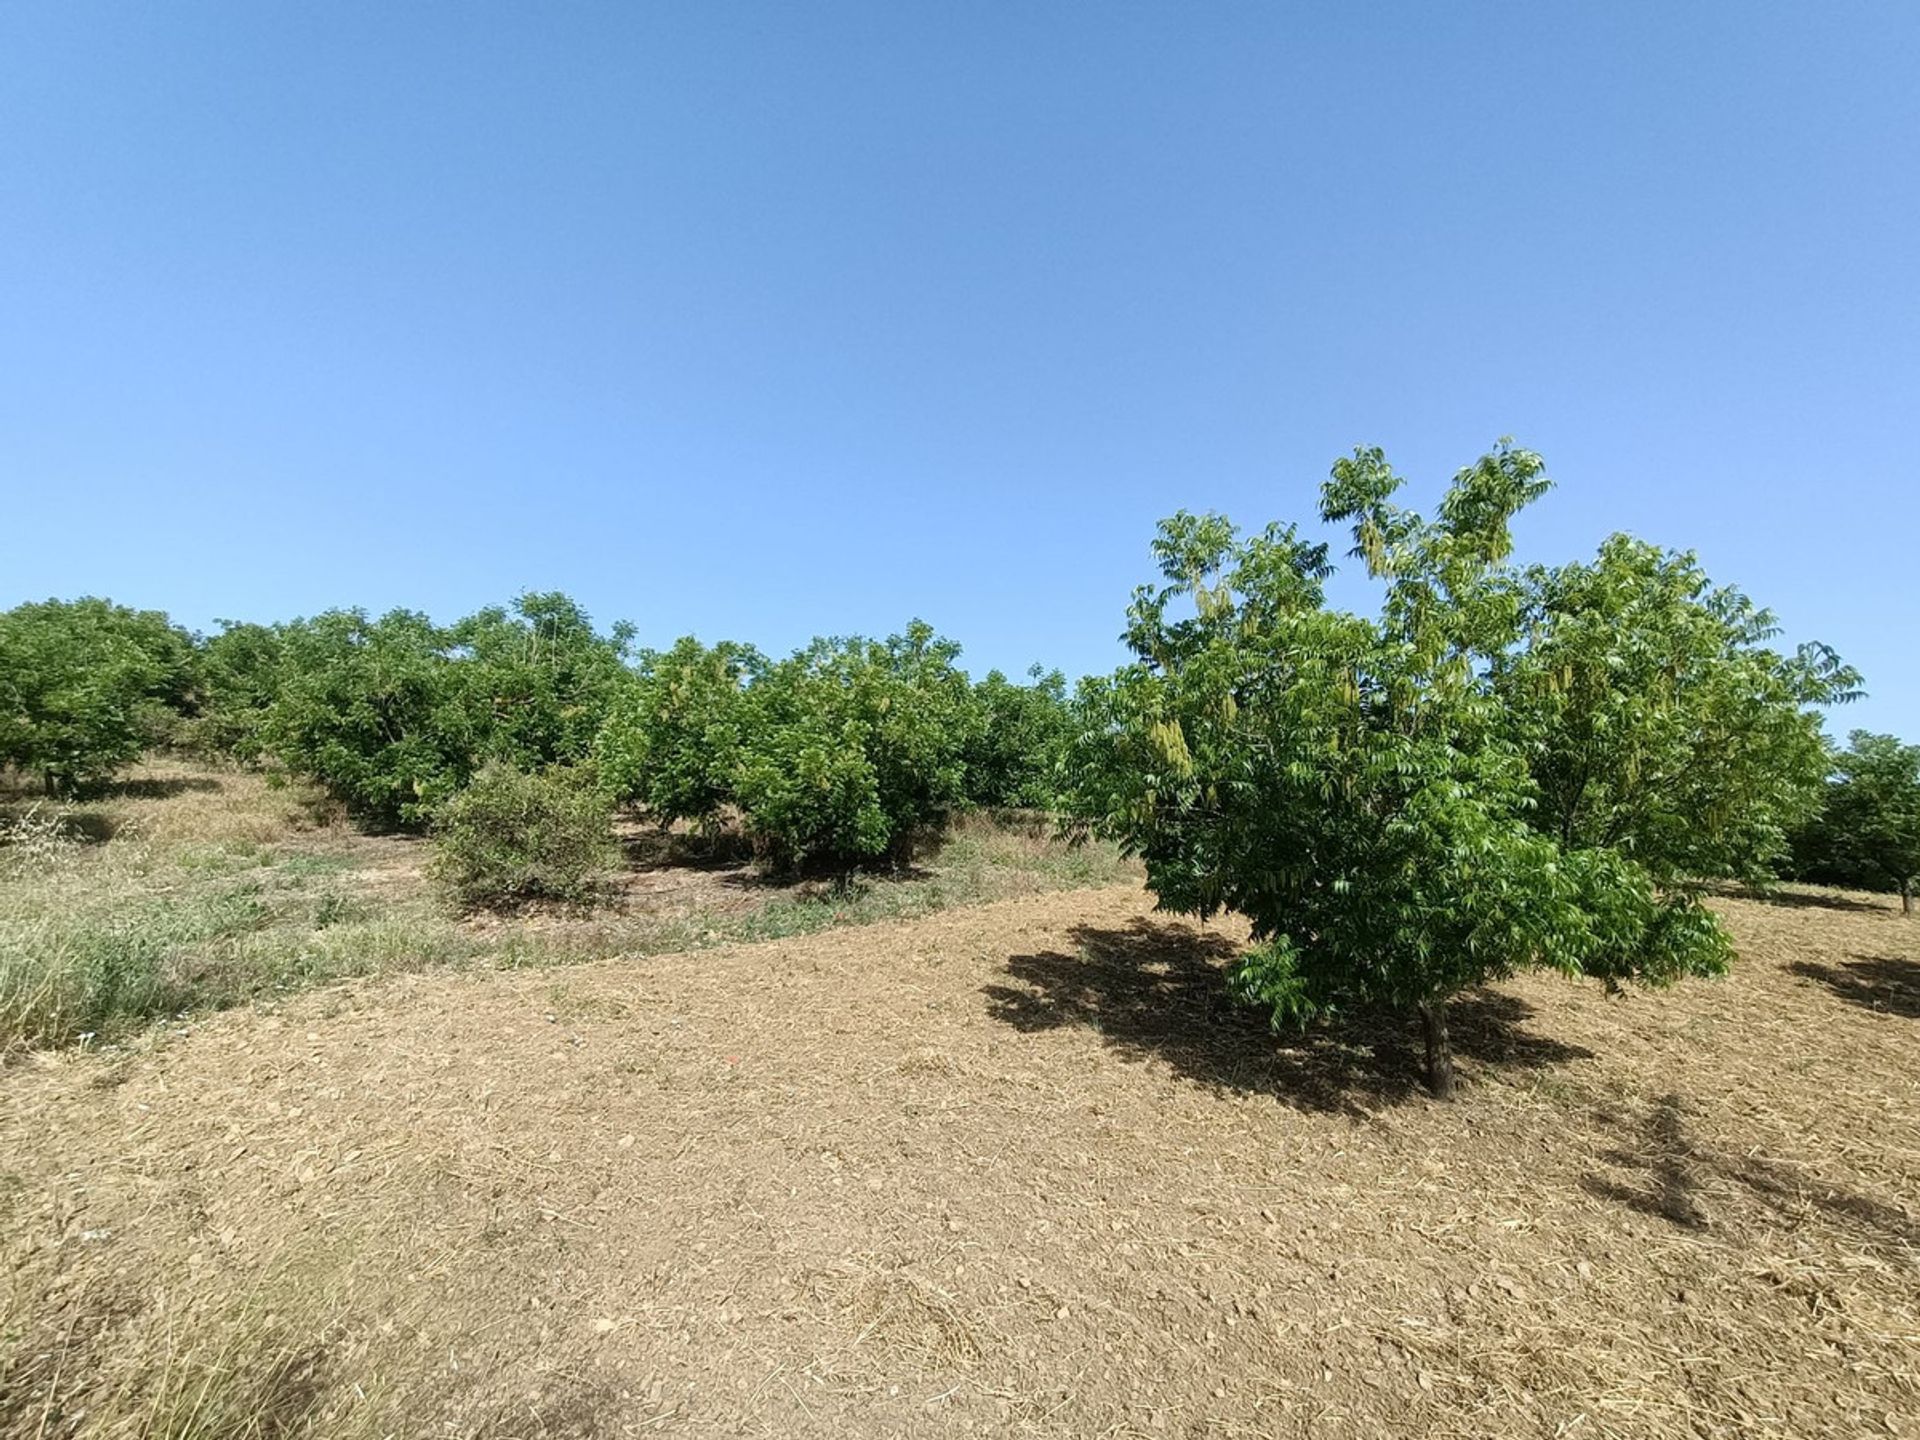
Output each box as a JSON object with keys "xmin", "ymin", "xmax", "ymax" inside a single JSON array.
[
  {"xmin": 1494, "ymin": 536, "xmax": 1858, "ymax": 885},
  {"xmin": 732, "ymin": 623, "xmax": 980, "ymax": 870},
  {"xmin": 594, "ymin": 636, "xmax": 762, "ymax": 821},
  {"xmin": 1073, "ymin": 442, "xmax": 1850, "ymax": 1074},
  {"xmin": 963, "ymin": 667, "xmax": 1074, "ymax": 810},
  {"xmin": 593, "ymin": 619, "xmax": 1003, "ymax": 871},
  {"xmin": 0, "ymin": 597, "xmax": 199, "ymax": 793},
  {"xmin": 252, "ymin": 594, "xmax": 631, "ymax": 829},
  {"xmin": 1789, "ymin": 731, "xmax": 1920, "ymax": 900}
]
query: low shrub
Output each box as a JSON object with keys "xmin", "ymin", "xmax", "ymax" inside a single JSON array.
[{"xmin": 429, "ymin": 762, "xmax": 617, "ymax": 911}]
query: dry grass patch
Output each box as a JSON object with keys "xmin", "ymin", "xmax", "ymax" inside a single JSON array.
[{"xmin": 0, "ymin": 760, "xmax": 1136, "ymax": 1052}]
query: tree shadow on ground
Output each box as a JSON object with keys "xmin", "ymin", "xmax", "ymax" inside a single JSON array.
[
  {"xmin": 1582, "ymin": 1094, "xmax": 1712, "ymax": 1228},
  {"xmin": 982, "ymin": 917, "xmax": 1592, "ymax": 1118},
  {"xmin": 465, "ymin": 1373, "xmax": 626, "ymax": 1440},
  {"xmin": 621, "ymin": 826, "xmax": 756, "ymax": 874},
  {"xmin": 1583, "ymin": 1094, "xmax": 1920, "ymax": 1260},
  {"xmin": 0, "ymin": 803, "xmax": 119, "ymax": 844},
  {"xmin": 1729, "ymin": 886, "xmax": 1890, "ymax": 915},
  {"xmin": 617, "ymin": 825, "xmax": 937, "ymax": 891},
  {"xmin": 98, "ymin": 774, "xmax": 223, "ymax": 800},
  {"xmin": 1788, "ymin": 954, "xmax": 1920, "ymax": 1019}
]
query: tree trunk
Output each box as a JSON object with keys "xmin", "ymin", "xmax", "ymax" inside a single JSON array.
[
  {"xmin": 1418, "ymin": 998, "xmax": 1455, "ymax": 1100},
  {"xmin": 1903, "ymin": 879, "xmax": 1912, "ymax": 916}
]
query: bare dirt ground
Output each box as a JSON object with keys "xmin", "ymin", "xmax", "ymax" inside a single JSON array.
[{"xmin": 2, "ymin": 883, "xmax": 1916, "ymax": 1438}]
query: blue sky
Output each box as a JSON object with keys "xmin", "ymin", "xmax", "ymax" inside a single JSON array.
[{"xmin": 4, "ymin": 3, "xmax": 1915, "ymax": 735}]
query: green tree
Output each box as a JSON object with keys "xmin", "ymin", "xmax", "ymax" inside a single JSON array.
[
  {"xmin": 594, "ymin": 636, "xmax": 764, "ymax": 822},
  {"xmin": 0, "ymin": 597, "xmax": 198, "ymax": 793},
  {"xmin": 734, "ymin": 621, "xmax": 979, "ymax": 871},
  {"xmin": 444, "ymin": 591, "xmax": 635, "ymax": 774},
  {"xmin": 257, "ymin": 594, "xmax": 630, "ymax": 829},
  {"xmin": 1494, "ymin": 536, "xmax": 1857, "ymax": 886},
  {"xmin": 1071, "ymin": 443, "xmax": 1852, "ymax": 1097},
  {"xmin": 189, "ymin": 620, "xmax": 288, "ymax": 760},
  {"xmin": 963, "ymin": 666, "xmax": 1073, "ymax": 810},
  {"xmin": 260, "ymin": 608, "xmax": 457, "ymax": 827},
  {"xmin": 1791, "ymin": 733, "xmax": 1920, "ymax": 913}
]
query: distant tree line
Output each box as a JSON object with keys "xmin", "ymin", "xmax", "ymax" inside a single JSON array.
[{"xmin": 0, "ymin": 590, "xmax": 1074, "ymax": 871}]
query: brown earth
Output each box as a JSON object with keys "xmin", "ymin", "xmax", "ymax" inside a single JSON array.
[{"xmin": 2, "ymin": 884, "xmax": 1916, "ymax": 1438}]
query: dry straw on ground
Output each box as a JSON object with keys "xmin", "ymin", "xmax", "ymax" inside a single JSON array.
[{"xmin": 1, "ymin": 876, "xmax": 1916, "ymax": 1437}]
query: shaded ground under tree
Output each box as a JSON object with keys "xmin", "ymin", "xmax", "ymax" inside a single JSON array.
[
  {"xmin": 983, "ymin": 917, "xmax": 1593, "ymax": 1117},
  {"xmin": 1789, "ymin": 952, "xmax": 1920, "ymax": 1019}
]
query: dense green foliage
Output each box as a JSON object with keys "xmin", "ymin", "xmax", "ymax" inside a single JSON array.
[
  {"xmin": 1494, "ymin": 536, "xmax": 1855, "ymax": 886},
  {"xmin": 733, "ymin": 622, "xmax": 981, "ymax": 869},
  {"xmin": 1069, "ymin": 443, "xmax": 1856, "ymax": 1094},
  {"xmin": 428, "ymin": 761, "xmax": 618, "ymax": 910},
  {"xmin": 172, "ymin": 583, "xmax": 1064, "ymax": 866},
  {"xmin": 185, "ymin": 621, "xmax": 286, "ymax": 760},
  {"xmin": 0, "ymin": 597, "xmax": 198, "ymax": 793},
  {"xmin": 1788, "ymin": 732, "xmax": 1920, "ymax": 911},
  {"xmin": 591, "ymin": 626, "xmax": 1068, "ymax": 869},
  {"xmin": 963, "ymin": 667, "xmax": 1074, "ymax": 809},
  {"xmin": 595, "ymin": 637, "xmax": 763, "ymax": 823},
  {"xmin": 238, "ymin": 593, "xmax": 632, "ymax": 829}
]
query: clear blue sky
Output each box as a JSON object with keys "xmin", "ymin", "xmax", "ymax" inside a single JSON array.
[{"xmin": 4, "ymin": 3, "xmax": 1915, "ymax": 735}]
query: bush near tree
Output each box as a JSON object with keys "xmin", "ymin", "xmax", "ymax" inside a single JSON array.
[
  {"xmin": 0, "ymin": 597, "xmax": 199, "ymax": 794},
  {"xmin": 428, "ymin": 761, "xmax": 618, "ymax": 911},
  {"xmin": 1789, "ymin": 732, "xmax": 1920, "ymax": 913},
  {"xmin": 1069, "ymin": 443, "xmax": 1857, "ymax": 1096}
]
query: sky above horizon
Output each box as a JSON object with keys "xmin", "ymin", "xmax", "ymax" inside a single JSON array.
[{"xmin": 3, "ymin": 3, "xmax": 1915, "ymax": 736}]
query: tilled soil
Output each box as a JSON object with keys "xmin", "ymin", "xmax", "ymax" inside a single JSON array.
[{"xmin": 2, "ymin": 884, "xmax": 1916, "ymax": 1438}]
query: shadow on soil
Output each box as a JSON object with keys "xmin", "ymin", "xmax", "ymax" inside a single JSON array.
[
  {"xmin": 1788, "ymin": 954, "xmax": 1920, "ymax": 1019},
  {"xmin": 464, "ymin": 1374, "xmax": 627, "ymax": 1439},
  {"xmin": 983, "ymin": 917, "xmax": 1592, "ymax": 1117},
  {"xmin": 1733, "ymin": 887, "xmax": 1890, "ymax": 915},
  {"xmin": 1584, "ymin": 1093, "xmax": 1920, "ymax": 1260},
  {"xmin": 619, "ymin": 826, "xmax": 936, "ymax": 890},
  {"xmin": 622, "ymin": 827, "xmax": 756, "ymax": 874},
  {"xmin": 99, "ymin": 774, "xmax": 224, "ymax": 800}
]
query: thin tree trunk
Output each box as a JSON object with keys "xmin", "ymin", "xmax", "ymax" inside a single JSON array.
[
  {"xmin": 1418, "ymin": 998, "xmax": 1455, "ymax": 1099},
  {"xmin": 1903, "ymin": 879, "xmax": 1912, "ymax": 916}
]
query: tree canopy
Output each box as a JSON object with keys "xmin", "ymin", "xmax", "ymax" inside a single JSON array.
[
  {"xmin": 250, "ymin": 594, "xmax": 631, "ymax": 829},
  {"xmin": 0, "ymin": 597, "xmax": 199, "ymax": 793},
  {"xmin": 1789, "ymin": 732, "xmax": 1920, "ymax": 912},
  {"xmin": 732, "ymin": 621, "xmax": 980, "ymax": 870},
  {"xmin": 1070, "ymin": 443, "xmax": 1856, "ymax": 1095}
]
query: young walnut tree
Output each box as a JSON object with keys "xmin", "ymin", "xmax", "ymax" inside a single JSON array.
[{"xmin": 1072, "ymin": 443, "xmax": 1855, "ymax": 1096}]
